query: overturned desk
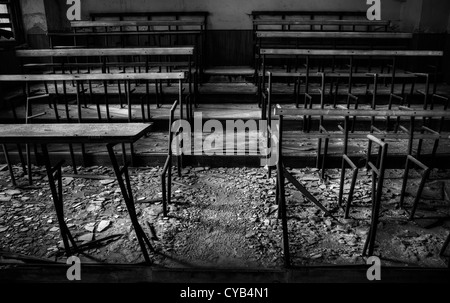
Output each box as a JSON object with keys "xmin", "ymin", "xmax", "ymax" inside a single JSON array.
[{"xmin": 0, "ymin": 123, "xmax": 154, "ymax": 263}]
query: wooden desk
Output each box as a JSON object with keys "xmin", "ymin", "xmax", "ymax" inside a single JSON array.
[{"xmin": 0, "ymin": 123, "xmax": 154, "ymax": 263}]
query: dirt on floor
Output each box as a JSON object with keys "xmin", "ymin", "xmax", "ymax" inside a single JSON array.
[{"xmin": 0, "ymin": 164, "xmax": 449, "ymax": 268}]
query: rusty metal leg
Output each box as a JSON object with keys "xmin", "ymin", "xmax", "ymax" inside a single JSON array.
[
  {"xmin": 345, "ymin": 165, "xmax": 358, "ymax": 219},
  {"xmin": 339, "ymin": 154, "xmax": 359, "ymax": 219},
  {"xmin": 107, "ymin": 143, "xmax": 153, "ymax": 264},
  {"xmin": 155, "ymin": 80, "xmax": 161, "ymax": 108},
  {"xmin": 409, "ymin": 167, "xmax": 431, "ymax": 220},
  {"xmin": 440, "ymin": 232, "xmax": 450, "ymax": 257},
  {"xmin": 146, "ymin": 81, "xmax": 151, "ymax": 120},
  {"xmin": 16, "ymin": 145, "xmax": 26, "ymax": 174},
  {"xmin": 25, "ymin": 144, "xmax": 32, "ymax": 185},
  {"xmin": 277, "ymin": 161, "xmax": 290, "ymax": 268},
  {"xmin": 2, "ymin": 145, "xmax": 17, "ymax": 187},
  {"xmin": 126, "ymin": 80, "xmax": 132, "ymax": 123},
  {"xmin": 363, "ymin": 136, "xmax": 387, "ymax": 256},
  {"xmin": 399, "ymin": 156, "xmax": 411, "ymax": 209},
  {"xmin": 161, "ymin": 157, "xmax": 171, "ymax": 218},
  {"xmin": 400, "ymin": 155, "xmax": 431, "ymax": 220},
  {"xmin": 101, "ymin": 81, "xmax": 110, "ymax": 122},
  {"xmin": 118, "ymin": 80, "xmax": 124, "ymax": 109},
  {"xmin": 338, "ymin": 158, "xmax": 346, "ymax": 207},
  {"xmin": 140, "ymin": 96, "xmax": 146, "ymax": 122},
  {"xmin": 321, "ymin": 138, "xmax": 329, "ymax": 180},
  {"xmin": 41, "ymin": 144, "xmax": 78, "ymax": 256},
  {"xmin": 67, "ymin": 144, "xmax": 77, "ymax": 175},
  {"xmin": 363, "ymin": 171, "xmax": 377, "ymax": 256}
]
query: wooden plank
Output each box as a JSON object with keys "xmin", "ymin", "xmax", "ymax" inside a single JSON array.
[
  {"xmin": 16, "ymin": 47, "xmax": 194, "ymax": 57},
  {"xmin": 270, "ymin": 131, "xmax": 448, "ymax": 141},
  {"xmin": 251, "ymin": 11, "xmax": 367, "ymax": 17},
  {"xmin": 253, "ymin": 20, "xmax": 390, "ymax": 26},
  {"xmin": 257, "ymin": 31, "xmax": 412, "ymax": 39},
  {"xmin": 90, "ymin": 11, "xmax": 209, "ymax": 19},
  {"xmin": 260, "ymin": 49, "xmax": 443, "ymax": 57},
  {"xmin": 1, "ymin": 263, "xmax": 450, "ymax": 283},
  {"xmin": 22, "ymin": 61, "xmax": 191, "ymax": 69},
  {"xmin": 47, "ymin": 31, "xmax": 201, "ymax": 37},
  {"xmin": 0, "ymin": 123, "xmax": 153, "ymax": 145},
  {"xmin": 264, "ymin": 71, "xmax": 417, "ymax": 78},
  {"xmin": 0, "ymin": 73, "xmax": 186, "ymax": 82},
  {"xmin": 275, "ymin": 107, "xmax": 450, "ymax": 118},
  {"xmin": 71, "ymin": 20, "xmax": 204, "ymax": 28}
]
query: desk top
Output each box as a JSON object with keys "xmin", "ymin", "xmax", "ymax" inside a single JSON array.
[
  {"xmin": 0, "ymin": 123, "xmax": 153, "ymax": 144},
  {"xmin": 257, "ymin": 31, "xmax": 413, "ymax": 39},
  {"xmin": 260, "ymin": 49, "xmax": 443, "ymax": 57}
]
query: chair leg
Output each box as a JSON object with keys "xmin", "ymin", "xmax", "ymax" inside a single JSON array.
[
  {"xmin": 345, "ymin": 166, "xmax": 359, "ymax": 219},
  {"xmin": 440, "ymin": 232, "xmax": 450, "ymax": 257},
  {"xmin": 409, "ymin": 168, "xmax": 431, "ymax": 220},
  {"xmin": 25, "ymin": 144, "xmax": 33, "ymax": 185},
  {"xmin": 2, "ymin": 145, "xmax": 17, "ymax": 187}
]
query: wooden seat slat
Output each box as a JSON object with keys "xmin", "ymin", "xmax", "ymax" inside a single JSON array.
[
  {"xmin": 0, "ymin": 73, "xmax": 186, "ymax": 82},
  {"xmin": 16, "ymin": 47, "xmax": 195, "ymax": 57},
  {"xmin": 256, "ymin": 31, "xmax": 412, "ymax": 39},
  {"xmin": 253, "ymin": 20, "xmax": 390, "ymax": 26},
  {"xmin": 275, "ymin": 107, "xmax": 450, "ymax": 118},
  {"xmin": 0, "ymin": 123, "xmax": 153, "ymax": 145},
  {"xmin": 260, "ymin": 49, "xmax": 443, "ymax": 57}
]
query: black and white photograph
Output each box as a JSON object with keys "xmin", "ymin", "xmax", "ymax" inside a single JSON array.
[{"xmin": 0, "ymin": 0, "xmax": 450, "ymax": 294}]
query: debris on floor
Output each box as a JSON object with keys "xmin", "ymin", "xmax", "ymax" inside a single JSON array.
[{"xmin": 0, "ymin": 165, "xmax": 449, "ymax": 268}]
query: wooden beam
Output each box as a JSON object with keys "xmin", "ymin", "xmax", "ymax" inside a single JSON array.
[
  {"xmin": 48, "ymin": 31, "xmax": 202, "ymax": 37},
  {"xmin": 256, "ymin": 31, "xmax": 413, "ymax": 39},
  {"xmin": 71, "ymin": 20, "xmax": 204, "ymax": 28},
  {"xmin": 0, "ymin": 123, "xmax": 153, "ymax": 145},
  {"xmin": 264, "ymin": 72, "xmax": 417, "ymax": 78},
  {"xmin": 1, "ymin": 263, "xmax": 449, "ymax": 283},
  {"xmin": 275, "ymin": 107, "xmax": 450, "ymax": 118},
  {"xmin": 0, "ymin": 72, "xmax": 186, "ymax": 82},
  {"xmin": 251, "ymin": 11, "xmax": 367, "ymax": 17},
  {"xmin": 16, "ymin": 47, "xmax": 195, "ymax": 57},
  {"xmin": 260, "ymin": 49, "xmax": 443, "ymax": 57},
  {"xmin": 253, "ymin": 19, "xmax": 390, "ymax": 26},
  {"xmin": 90, "ymin": 11, "xmax": 209, "ymax": 19},
  {"xmin": 272, "ymin": 132, "xmax": 447, "ymax": 141}
]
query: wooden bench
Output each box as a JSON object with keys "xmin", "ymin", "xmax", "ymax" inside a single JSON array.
[
  {"xmin": 56, "ymin": 11, "xmax": 208, "ymax": 74},
  {"xmin": 0, "ymin": 72, "xmax": 189, "ymax": 188},
  {"xmin": 90, "ymin": 11, "xmax": 209, "ymax": 22},
  {"xmin": 256, "ymin": 31, "xmax": 411, "ymax": 39},
  {"xmin": 49, "ymin": 20, "xmax": 205, "ymax": 49},
  {"xmin": 0, "ymin": 123, "xmax": 155, "ymax": 263},
  {"xmin": 258, "ymin": 49, "xmax": 444, "ymax": 113},
  {"xmin": 15, "ymin": 47, "xmax": 198, "ymax": 108},
  {"xmin": 253, "ymin": 19, "xmax": 391, "ymax": 32},
  {"xmin": 270, "ymin": 105, "xmax": 450, "ymax": 267},
  {"xmin": 16, "ymin": 47, "xmax": 196, "ymax": 72},
  {"xmin": 251, "ymin": 10, "xmax": 368, "ymax": 21},
  {"xmin": 255, "ymin": 31, "xmax": 413, "ymax": 59},
  {"xmin": 0, "ymin": 72, "xmax": 189, "ymax": 122}
]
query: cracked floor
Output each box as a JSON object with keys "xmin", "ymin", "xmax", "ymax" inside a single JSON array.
[{"xmin": 0, "ymin": 164, "xmax": 449, "ymax": 268}]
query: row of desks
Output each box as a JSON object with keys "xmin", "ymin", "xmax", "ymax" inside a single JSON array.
[{"xmin": 270, "ymin": 105, "xmax": 450, "ymax": 267}]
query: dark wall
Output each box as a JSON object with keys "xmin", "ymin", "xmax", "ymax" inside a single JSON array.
[{"xmin": 206, "ymin": 30, "xmax": 253, "ymax": 67}]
